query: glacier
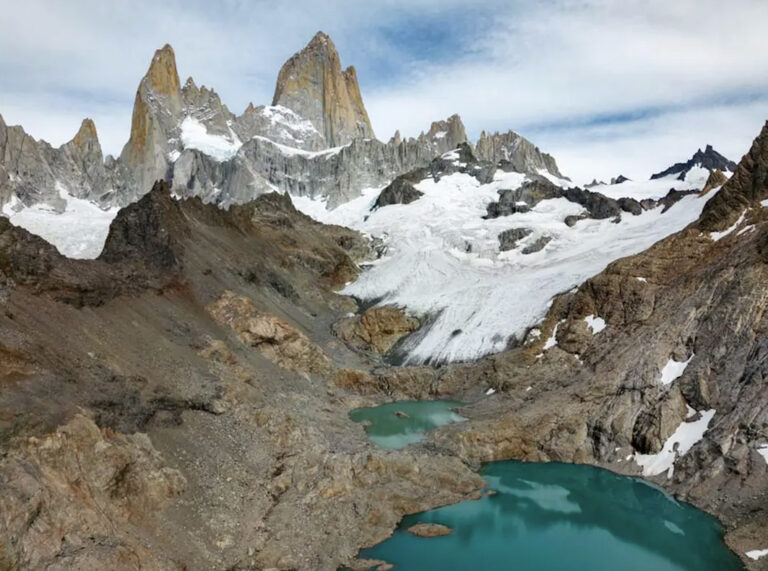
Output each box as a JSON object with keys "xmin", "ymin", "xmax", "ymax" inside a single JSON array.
[{"xmin": 295, "ymin": 165, "xmax": 720, "ymax": 363}]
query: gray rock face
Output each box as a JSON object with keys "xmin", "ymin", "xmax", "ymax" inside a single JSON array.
[
  {"xmin": 0, "ymin": 114, "xmax": 115, "ymax": 209},
  {"xmin": 476, "ymin": 130, "xmax": 563, "ymax": 178},
  {"xmin": 171, "ymin": 127, "xmax": 477, "ymax": 208},
  {"xmin": 233, "ymin": 104, "xmax": 326, "ymax": 151}
]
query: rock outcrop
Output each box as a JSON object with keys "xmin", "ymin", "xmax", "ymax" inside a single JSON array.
[
  {"xmin": 407, "ymin": 523, "xmax": 454, "ymax": 537},
  {"xmin": 476, "ymin": 130, "xmax": 563, "ymax": 178},
  {"xmin": 334, "ymin": 306, "xmax": 420, "ymax": 355},
  {"xmin": 272, "ymin": 32, "xmax": 375, "ymax": 147},
  {"xmin": 208, "ymin": 290, "xmax": 332, "ymax": 373},
  {"xmin": 0, "ymin": 413, "xmax": 185, "ymax": 570},
  {"xmin": 698, "ymin": 123, "xmax": 768, "ymax": 232},
  {"xmin": 650, "ymin": 144, "xmax": 738, "ymax": 181}
]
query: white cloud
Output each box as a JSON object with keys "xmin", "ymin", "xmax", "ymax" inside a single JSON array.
[{"xmin": 1, "ymin": 0, "xmax": 767, "ymax": 181}]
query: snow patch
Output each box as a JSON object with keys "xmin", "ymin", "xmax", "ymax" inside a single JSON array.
[
  {"xmin": 660, "ymin": 355, "xmax": 694, "ymax": 385},
  {"xmin": 746, "ymin": 549, "xmax": 768, "ymax": 561},
  {"xmin": 543, "ymin": 321, "xmax": 563, "ymax": 350},
  {"xmin": 756, "ymin": 444, "xmax": 768, "ymax": 465},
  {"xmin": 636, "ymin": 277, "xmax": 647, "ymax": 283},
  {"xmin": 584, "ymin": 315, "xmax": 606, "ymax": 334},
  {"xmin": 252, "ymin": 136, "xmax": 347, "ymax": 159},
  {"xmin": 633, "ymin": 409, "xmax": 716, "ymax": 478},
  {"xmin": 180, "ymin": 116, "xmax": 242, "ymax": 161}
]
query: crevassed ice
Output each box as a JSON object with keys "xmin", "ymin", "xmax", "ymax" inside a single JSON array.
[{"xmin": 294, "ymin": 169, "xmax": 718, "ymax": 363}]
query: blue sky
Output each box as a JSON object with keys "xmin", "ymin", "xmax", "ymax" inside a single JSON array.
[{"xmin": 1, "ymin": 0, "xmax": 767, "ymax": 181}]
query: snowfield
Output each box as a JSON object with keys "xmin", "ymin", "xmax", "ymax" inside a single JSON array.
[
  {"xmin": 294, "ymin": 161, "xmax": 720, "ymax": 363},
  {"xmin": 2, "ymin": 183, "xmax": 119, "ymax": 259}
]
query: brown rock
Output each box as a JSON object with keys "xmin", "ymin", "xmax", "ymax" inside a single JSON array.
[
  {"xmin": 407, "ymin": 523, "xmax": 454, "ymax": 537},
  {"xmin": 701, "ymin": 168, "xmax": 727, "ymax": 195},
  {"xmin": 0, "ymin": 414, "xmax": 184, "ymax": 570},
  {"xmin": 334, "ymin": 305, "xmax": 420, "ymax": 354},
  {"xmin": 208, "ymin": 291, "xmax": 331, "ymax": 374},
  {"xmin": 272, "ymin": 31, "xmax": 375, "ymax": 147}
]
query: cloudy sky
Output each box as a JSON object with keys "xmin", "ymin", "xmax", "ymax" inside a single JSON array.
[{"xmin": 1, "ymin": 0, "xmax": 767, "ymax": 181}]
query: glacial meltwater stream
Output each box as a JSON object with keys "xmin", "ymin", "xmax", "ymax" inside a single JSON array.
[{"xmin": 349, "ymin": 400, "xmax": 744, "ymax": 571}]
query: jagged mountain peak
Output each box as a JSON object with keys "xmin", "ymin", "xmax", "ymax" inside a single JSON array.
[
  {"xmin": 272, "ymin": 31, "xmax": 375, "ymax": 147},
  {"xmin": 70, "ymin": 118, "xmax": 99, "ymax": 147},
  {"xmin": 650, "ymin": 144, "xmax": 737, "ymax": 181},
  {"xmin": 143, "ymin": 43, "xmax": 181, "ymax": 98}
]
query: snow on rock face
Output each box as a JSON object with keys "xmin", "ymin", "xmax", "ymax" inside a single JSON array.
[
  {"xmin": 543, "ymin": 321, "xmax": 563, "ymax": 350},
  {"xmin": 295, "ymin": 169, "xmax": 716, "ymax": 363},
  {"xmin": 584, "ymin": 315, "xmax": 606, "ymax": 334},
  {"xmin": 660, "ymin": 355, "xmax": 693, "ymax": 385},
  {"xmin": 180, "ymin": 116, "xmax": 242, "ymax": 161},
  {"xmin": 710, "ymin": 210, "xmax": 746, "ymax": 241},
  {"xmin": 757, "ymin": 444, "xmax": 768, "ymax": 465},
  {"xmin": 633, "ymin": 409, "xmax": 716, "ymax": 478},
  {"xmin": 1, "ymin": 182, "xmax": 119, "ymax": 259}
]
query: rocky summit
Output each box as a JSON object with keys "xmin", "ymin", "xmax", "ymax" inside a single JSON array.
[
  {"xmin": 650, "ymin": 144, "xmax": 739, "ymax": 181},
  {"xmin": 272, "ymin": 31, "xmax": 375, "ymax": 147},
  {"xmin": 0, "ymin": 28, "xmax": 767, "ymax": 571}
]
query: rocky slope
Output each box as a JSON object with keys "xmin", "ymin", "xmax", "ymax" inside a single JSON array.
[{"xmin": 0, "ymin": 181, "xmax": 485, "ymax": 570}]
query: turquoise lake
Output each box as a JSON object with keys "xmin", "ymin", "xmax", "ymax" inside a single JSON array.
[
  {"xmin": 348, "ymin": 399, "xmax": 465, "ymax": 449},
  {"xmin": 350, "ymin": 401, "xmax": 744, "ymax": 571}
]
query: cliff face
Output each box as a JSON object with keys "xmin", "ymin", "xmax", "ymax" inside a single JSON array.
[
  {"xmin": 118, "ymin": 44, "xmax": 184, "ymax": 202},
  {"xmin": 0, "ymin": 114, "xmax": 112, "ymax": 209},
  {"xmin": 272, "ymin": 32, "xmax": 375, "ymax": 147}
]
